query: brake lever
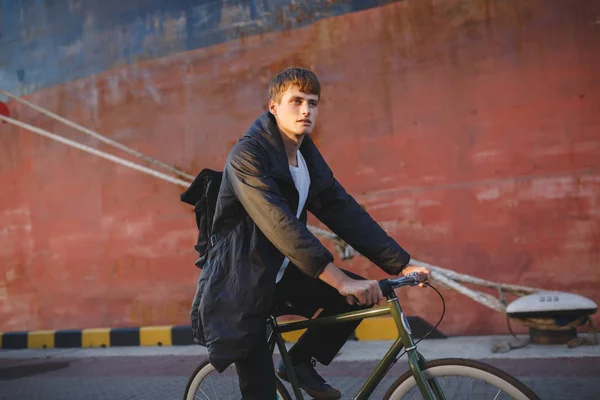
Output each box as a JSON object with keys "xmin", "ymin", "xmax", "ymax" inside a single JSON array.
[
  {"xmin": 405, "ymin": 271, "xmax": 421, "ymax": 285},
  {"xmin": 405, "ymin": 271, "xmax": 428, "ymax": 286}
]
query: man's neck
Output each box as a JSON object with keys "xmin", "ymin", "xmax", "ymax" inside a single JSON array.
[{"xmin": 280, "ymin": 131, "xmax": 304, "ymax": 167}]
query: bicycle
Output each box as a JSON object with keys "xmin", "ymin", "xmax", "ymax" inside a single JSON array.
[{"xmin": 183, "ymin": 272, "xmax": 541, "ymax": 399}]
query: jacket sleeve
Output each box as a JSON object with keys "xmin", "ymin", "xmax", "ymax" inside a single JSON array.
[
  {"xmin": 309, "ymin": 179, "xmax": 410, "ymax": 276},
  {"xmin": 226, "ymin": 139, "xmax": 334, "ymax": 278}
]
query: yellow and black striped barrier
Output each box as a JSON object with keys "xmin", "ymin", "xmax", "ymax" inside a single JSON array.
[
  {"xmin": 0, "ymin": 326, "xmax": 198, "ymax": 349},
  {"xmin": 0, "ymin": 318, "xmax": 444, "ymax": 349}
]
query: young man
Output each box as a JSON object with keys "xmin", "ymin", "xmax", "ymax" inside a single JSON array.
[{"xmin": 190, "ymin": 67, "xmax": 429, "ymax": 399}]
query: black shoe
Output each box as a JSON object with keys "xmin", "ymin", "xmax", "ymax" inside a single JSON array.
[{"xmin": 276, "ymin": 358, "xmax": 341, "ymax": 400}]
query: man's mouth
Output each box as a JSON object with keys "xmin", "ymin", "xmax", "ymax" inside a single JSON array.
[{"xmin": 298, "ymin": 119, "xmax": 311, "ymax": 124}]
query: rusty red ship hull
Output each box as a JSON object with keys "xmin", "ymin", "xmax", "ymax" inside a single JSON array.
[{"xmin": 1, "ymin": 0, "xmax": 599, "ymax": 336}]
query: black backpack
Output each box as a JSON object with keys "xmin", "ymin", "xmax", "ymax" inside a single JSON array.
[{"xmin": 180, "ymin": 168, "xmax": 223, "ymax": 268}]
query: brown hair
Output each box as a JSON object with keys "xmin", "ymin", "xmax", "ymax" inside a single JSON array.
[{"xmin": 268, "ymin": 67, "xmax": 321, "ymax": 103}]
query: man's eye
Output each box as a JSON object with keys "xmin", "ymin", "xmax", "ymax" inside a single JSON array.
[
  {"xmin": 309, "ymin": 101, "xmax": 318, "ymax": 107},
  {"xmin": 294, "ymin": 99, "xmax": 302, "ymax": 105}
]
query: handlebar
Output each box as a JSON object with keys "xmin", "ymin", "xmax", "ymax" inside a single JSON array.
[{"xmin": 379, "ymin": 272, "xmax": 428, "ymax": 298}]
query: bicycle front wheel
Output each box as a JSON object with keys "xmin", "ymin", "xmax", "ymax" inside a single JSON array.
[
  {"xmin": 384, "ymin": 358, "xmax": 540, "ymax": 400},
  {"xmin": 183, "ymin": 359, "xmax": 292, "ymax": 400}
]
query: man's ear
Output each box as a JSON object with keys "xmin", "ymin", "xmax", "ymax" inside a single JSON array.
[{"xmin": 268, "ymin": 99, "xmax": 277, "ymax": 115}]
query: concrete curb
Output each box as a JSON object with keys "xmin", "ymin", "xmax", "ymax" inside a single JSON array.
[
  {"xmin": 2, "ymin": 337, "xmax": 599, "ymax": 361},
  {"xmin": 0, "ymin": 316, "xmax": 445, "ymax": 349}
]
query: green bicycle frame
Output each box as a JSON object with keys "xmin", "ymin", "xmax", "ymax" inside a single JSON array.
[{"xmin": 268, "ymin": 291, "xmax": 442, "ymax": 400}]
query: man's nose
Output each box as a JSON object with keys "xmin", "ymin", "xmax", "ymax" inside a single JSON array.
[{"xmin": 300, "ymin": 102, "xmax": 310, "ymax": 115}]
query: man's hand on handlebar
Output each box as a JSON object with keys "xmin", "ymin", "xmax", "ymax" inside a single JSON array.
[
  {"xmin": 339, "ymin": 279, "xmax": 383, "ymax": 306},
  {"xmin": 319, "ymin": 262, "xmax": 384, "ymax": 306}
]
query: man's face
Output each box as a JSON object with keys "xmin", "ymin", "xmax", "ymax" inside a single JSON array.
[{"xmin": 269, "ymin": 85, "xmax": 319, "ymax": 143}]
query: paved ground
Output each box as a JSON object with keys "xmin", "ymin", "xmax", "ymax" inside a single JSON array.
[{"xmin": 1, "ymin": 335, "xmax": 599, "ymax": 399}]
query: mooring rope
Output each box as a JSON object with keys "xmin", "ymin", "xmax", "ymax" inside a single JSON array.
[
  {"xmin": 0, "ymin": 88, "xmax": 195, "ymax": 181},
  {"xmin": 0, "ymin": 114, "xmax": 193, "ymax": 187},
  {"xmin": 409, "ymin": 259, "xmax": 544, "ymax": 313}
]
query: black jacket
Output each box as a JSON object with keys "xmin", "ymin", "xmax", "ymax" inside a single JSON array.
[{"xmin": 190, "ymin": 112, "xmax": 410, "ymax": 372}]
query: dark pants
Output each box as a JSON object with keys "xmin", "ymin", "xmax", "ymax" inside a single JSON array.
[{"xmin": 235, "ymin": 266, "xmax": 368, "ymax": 399}]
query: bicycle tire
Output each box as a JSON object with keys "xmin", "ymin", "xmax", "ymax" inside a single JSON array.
[
  {"xmin": 383, "ymin": 358, "xmax": 541, "ymax": 400},
  {"xmin": 183, "ymin": 359, "xmax": 292, "ymax": 400}
]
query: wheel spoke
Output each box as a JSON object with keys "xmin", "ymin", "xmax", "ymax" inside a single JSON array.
[
  {"xmin": 196, "ymin": 387, "xmax": 211, "ymax": 400},
  {"xmin": 229, "ymin": 365, "xmax": 234, "ymax": 400},
  {"xmin": 492, "ymin": 388, "xmax": 502, "ymax": 400},
  {"xmin": 469, "ymin": 377, "xmax": 473, "ymax": 400},
  {"xmin": 208, "ymin": 374, "xmax": 217, "ymax": 398}
]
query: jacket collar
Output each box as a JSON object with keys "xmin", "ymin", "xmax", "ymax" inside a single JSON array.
[{"xmin": 244, "ymin": 112, "xmax": 334, "ymax": 194}]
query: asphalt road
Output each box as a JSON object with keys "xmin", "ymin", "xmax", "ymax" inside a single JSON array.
[{"xmin": 1, "ymin": 338, "xmax": 599, "ymax": 399}]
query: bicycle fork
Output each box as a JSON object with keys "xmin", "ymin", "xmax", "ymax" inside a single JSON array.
[{"xmin": 390, "ymin": 300, "xmax": 446, "ymax": 400}]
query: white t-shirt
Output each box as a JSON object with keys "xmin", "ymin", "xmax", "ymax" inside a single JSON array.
[{"xmin": 276, "ymin": 150, "xmax": 311, "ymax": 283}]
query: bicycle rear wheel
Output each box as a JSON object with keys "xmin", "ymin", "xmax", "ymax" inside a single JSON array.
[
  {"xmin": 384, "ymin": 358, "xmax": 540, "ymax": 400},
  {"xmin": 183, "ymin": 359, "xmax": 292, "ymax": 400}
]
